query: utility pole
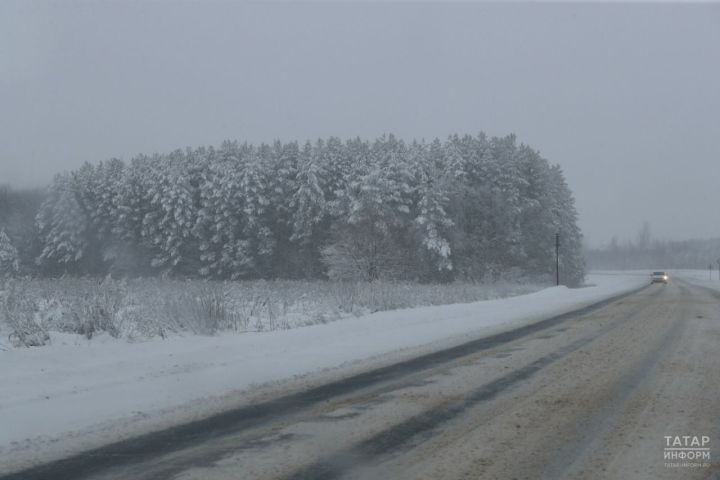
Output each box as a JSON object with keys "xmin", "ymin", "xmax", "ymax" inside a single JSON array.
[
  {"xmin": 717, "ymin": 259, "xmax": 720, "ymax": 281},
  {"xmin": 710, "ymin": 264, "xmax": 713, "ymax": 281},
  {"xmin": 555, "ymin": 232, "xmax": 560, "ymax": 286}
]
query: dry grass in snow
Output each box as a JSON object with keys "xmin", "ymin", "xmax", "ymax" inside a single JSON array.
[{"xmin": 0, "ymin": 277, "xmax": 545, "ymax": 348}]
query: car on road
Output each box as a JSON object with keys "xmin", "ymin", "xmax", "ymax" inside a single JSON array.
[{"xmin": 651, "ymin": 271, "xmax": 670, "ymax": 284}]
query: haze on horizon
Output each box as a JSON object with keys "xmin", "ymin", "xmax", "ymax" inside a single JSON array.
[{"xmin": 1, "ymin": 1, "xmax": 718, "ymax": 247}]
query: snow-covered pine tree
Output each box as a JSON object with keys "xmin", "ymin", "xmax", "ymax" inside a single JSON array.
[
  {"xmin": 515, "ymin": 144, "xmax": 557, "ymax": 279},
  {"xmin": 272, "ymin": 141, "xmax": 325, "ymax": 277},
  {"xmin": 460, "ymin": 135, "xmax": 526, "ymax": 279},
  {"xmin": 488, "ymin": 135, "xmax": 526, "ymax": 273},
  {"xmin": 0, "ymin": 186, "xmax": 44, "ymax": 275},
  {"xmin": 192, "ymin": 146, "xmax": 218, "ymax": 277},
  {"xmin": 234, "ymin": 146, "xmax": 275, "ymax": 277},
  {"xmin": 265, "ymin": 140, "xmax": 299, "ymax": 277},
  {"xmin": 140, "ymin": 151, "xmax": 198, "ymax": 275},
  {"xmin": 323, "ymin": 135, "xmax": 415, "ymax": 280},
  {"xmin": 547, "ymin": 164, "xmax": 585, "ymax": 286},
  {"xmin": 109, "ymin": 155, "xmax": 156, "ymax": 275},
  {"xmin": 291, "ymin": 141, "xmax": 327, "ymax": 244},
  {"xmin": 322, "ymin": 136, "xmax": 354, "ymax": 202},
  {"xmin": 412, "ymin": 143, "xmax": 454, "ymax": 278},
  {"xmin": 72, "ymin": 159, "xmax": 127, "ymax": 272},
  {"xmin": 0, "ymin": 229, "xmax": 20, "ymax": 277},
  {"xmin": 192, "ymin": 142, "xmax": 252, "ymax": 278},
  {"xmin": 94, "ymin": 159, "xmax": 125, "ymax": 242},
  {"xmin": 36, "ymin": 173, "xmax": 91, "ymax": 272},
  {"xmin": 447, "ymin": 133, "xmax": 490, "ymax": 279}
]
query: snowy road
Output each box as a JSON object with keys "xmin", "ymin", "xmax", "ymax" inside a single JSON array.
[{"xmin": 4, "ymin": 277, "xmax": 719, "ymax": 479}]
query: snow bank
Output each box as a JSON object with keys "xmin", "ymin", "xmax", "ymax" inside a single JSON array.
[{"xmin": 0, "ymin": 273, "xmax": 646, "ymax": 473}]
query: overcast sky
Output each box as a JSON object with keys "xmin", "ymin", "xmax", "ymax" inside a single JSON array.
[{"xmin": 1, "ymin": 1, "xmax": 718, "ymax": 246}]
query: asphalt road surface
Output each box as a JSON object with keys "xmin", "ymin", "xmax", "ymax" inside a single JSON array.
[{"xmin": 4, "ymin": 278, "xmax": 720, "ymax": 480}]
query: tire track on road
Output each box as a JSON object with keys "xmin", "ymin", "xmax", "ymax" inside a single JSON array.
[{"xmin": 284, "ymin": 294, "xmax": 659, "ymax": 480}]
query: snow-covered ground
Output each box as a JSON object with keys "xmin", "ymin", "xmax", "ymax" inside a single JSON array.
[
  {"xmin": 0, "ymin": 273, "xmax": 647, "ymax": 474},
  {"xmin": 671, "ymin": 269, "xmax": 720, "ymax": 290},
  {"xmin": 0, "ymin": 278, "xmax": 544, "ymax": 348}
]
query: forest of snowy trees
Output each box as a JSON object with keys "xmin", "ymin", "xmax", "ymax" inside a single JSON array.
[
  {"xmin": 1, "ymin": 133, "xmax": 585, "ymax": 285},
  {"xmin": 585, "ymin": 228, "xmax": 720, "ymax": 271}
]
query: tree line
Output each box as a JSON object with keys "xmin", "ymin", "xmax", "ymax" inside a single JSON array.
[
  {"xmin": 585, "ymin": 231, "xmax": 720, "ymax": 271},
  {"xmin": 1, "ymin": 133, "xmax": 585, "ymax": 285}
]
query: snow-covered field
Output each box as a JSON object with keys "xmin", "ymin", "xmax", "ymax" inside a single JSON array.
[
  {"xmin": 670, "ymin": 269, "xmax": 720, "ymax": 290},
  {"xmin": 0, "ymin": 273, "xmax": 647, "ymax": 474}
]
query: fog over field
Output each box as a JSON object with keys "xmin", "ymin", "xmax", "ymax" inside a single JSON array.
[{"xmin": 2, "ymin": 2, "xmax": 719, "ymax": 246}]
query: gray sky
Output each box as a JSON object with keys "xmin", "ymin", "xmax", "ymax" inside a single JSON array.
[{"xmin": 1, "ymin": 1, "xmax": 719, "ymax": 247}]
